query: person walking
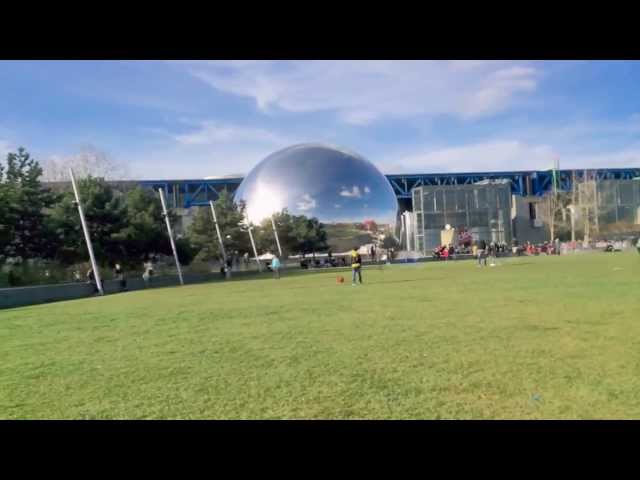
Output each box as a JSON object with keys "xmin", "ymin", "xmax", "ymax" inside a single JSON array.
[
  {"xmin": 114, "ymin": 262, "xmax": 127, "ymax": 291},
  {"xmin": 351, "ymin": 247, "xmax": 363, "ymax": 285},
  {"xmin": 477, "ymin": 239, "xmax": 487, "ymax": 267},
  {"xmin": 271, "ymin": 254, "xmax": 281, "ymax": 279},
  {"xmin": 86, "ymin": 268, "xmax": 98, "ymax": 294},
  {"xmin": 142, "ymin": 258, "xmax": 154, "ymax": 287}
]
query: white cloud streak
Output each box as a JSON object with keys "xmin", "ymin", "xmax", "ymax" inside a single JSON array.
[
  {"xmin": 340, "ymin": 185, "xmax": 362, "ymax": 198},
  {"xmin": 383, "ymin": 139, "xmax": 640, "ymax": 174},
  {"xmin": 297, "ymin": 193, "xmax": 316, "ymax": 211},
  {"xmin": 174, "ymin": 121, "xmax": 291, "ymax": 146},
  {"xmin": 178, "ymin": 60, "xmax": 540, "ymax": 125}
]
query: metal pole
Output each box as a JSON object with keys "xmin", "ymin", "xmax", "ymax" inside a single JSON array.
[
  {"xmin": 246, "ymin": 221, "xmax": 262, "ymax": 271},
  {"xmin": 158, "ymin": 188, "xmax": 184, "ymax": 285},
  {"xmin": 271, "ymin": 216, "xmax": 283, "ymax": 257},
  {"xmin": 69, "ymin": 168, "xmax": 104, "ymax": 296},
  {"xmin": 405, "ymin": 212, "xmax": 411, "ymax": 251},
  {"xmin": 209, "ymin": 200, "xmax": 231, "ymax": 276}
]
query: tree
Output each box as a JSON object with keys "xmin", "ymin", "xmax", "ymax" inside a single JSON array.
[
  {"xmin": 41, "ymin": 145, "xmax": 128, "ymax": 182},
  {"xmin": 112, "ymin": 187, "xmax": 174, "ymax": 267},
  {"xmin": 288, "ymin": 214, "xmax": 328, "ymax": 255},
  {"xmin": 538, "ymin": 191, "xmax": 572, "ymax": 242},
  {"xmin": 48, "ymin": 176, "xmax": 127, "ymax": 265},
  {"xmin": 255, "ymin": 209, "xmax": 296, "ymax": 256},
  {"xmin": 0, "ymin": 161, "xmax": 9, "ymax": 255},
  {"xmin": 187, "ymin": 190, "xmax": 251, "ymax": 262},
  {"xmin": 0, "ymin": 148, "xmax": 58, "ymax": 260},
  {"xmin": 381, "ymin": 234, "xmax": 399, "ymax": 250}
]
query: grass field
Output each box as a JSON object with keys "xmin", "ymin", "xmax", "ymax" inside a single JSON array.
[{"xmin": 2, "ymin": 252, "xmax": 640, "ymax": 419}]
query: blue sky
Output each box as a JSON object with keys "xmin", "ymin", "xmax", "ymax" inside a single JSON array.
[{"xmin": 1, "ymin": 60, "xmax": 640, "ymax": 179}]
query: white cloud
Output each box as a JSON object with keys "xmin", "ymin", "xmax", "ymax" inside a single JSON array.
[
  {"xmin": 340, "ymin": 185, "xmax": 362, "ymax": 198},
  {"xmin": 559, "ymin": 147, "xmax": 640, "ymax": 170},
  {"xmin": 383, "ymin": 139, "xmax": 640, "ymax": 174},
  {"xmin": 174, "ymin": 121, "xmax": 291, "ymax": 146},
  {"xmin": 363, "ymin": 186, "xmax": 371, "ymax": 194},
  {"xmin": 297, "ymin": 193, "xmax": 316, "ymax": 211},
  {"xmin": 386, "ymin": 140, "xmax": 558, "ymax": 173},
  {"xmin": 179, "ymin": 60, "xmax": 540, "ymax": 125},
  {"xmin": 460, "ymin": 67, "xmax": 537, "ymax": 119}
]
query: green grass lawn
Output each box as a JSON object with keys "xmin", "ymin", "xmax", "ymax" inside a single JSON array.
[{"xmin": 2, "ymin": 252, "xmax": 640, "ymax": 419}]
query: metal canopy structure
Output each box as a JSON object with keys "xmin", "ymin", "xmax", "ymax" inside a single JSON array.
[
  {"xmin": 137, "ymin": 168, "xmax": 640, "ymax": 209},
  {"xmin": 138, "ymin": 178, "xmax": 243, "ymax": 209},
  {"xmin": 385, "ymin": 168, "xmax": 640, "ymax": 199}
]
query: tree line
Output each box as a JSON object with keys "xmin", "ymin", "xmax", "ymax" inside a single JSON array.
[{"xmin": 0, "ymin": 148, "xmax": 330, "ymax": 274}]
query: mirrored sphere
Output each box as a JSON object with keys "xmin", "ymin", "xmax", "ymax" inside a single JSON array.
[{"xmin": 234, "ymin": 143, "xmax": 399, "ymax": 252}]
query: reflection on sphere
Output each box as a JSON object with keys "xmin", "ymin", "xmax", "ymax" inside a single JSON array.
[{"xmin": 234, "ymin": 143, "xmax": 399, "ymax": 252}]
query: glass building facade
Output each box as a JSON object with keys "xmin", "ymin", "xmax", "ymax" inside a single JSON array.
[
  {"xmin": 412, "ymin": 183, "xmax": 513, "ymax": 253},
  {"xmin": 595, "ymin": 179, "xmax": 640, "ymax": 230}
]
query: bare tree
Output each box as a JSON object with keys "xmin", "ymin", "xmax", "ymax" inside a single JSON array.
[
  {"xmin": 575, "ymin": 171, "xmax": 600, "ymax": 244},
  {"xmin": 537, "ymin": 190, "xmax": 571, "ymax": 242},
  {"xmin": 42, "ymin": 145, "xmax": 128, "ymax": 181}
]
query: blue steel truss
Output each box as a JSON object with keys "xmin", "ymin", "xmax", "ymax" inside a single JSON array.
[
  {"xmin": 386, "ymin": 168, "xmax": 640, "ymax": 198},
  {"xmin": 138, "ymin": 168, "xmax": 640, "ymax": 208},
  {"xmin": 138, "ymin": 178, "xmax": 243, "ymax": 209}
]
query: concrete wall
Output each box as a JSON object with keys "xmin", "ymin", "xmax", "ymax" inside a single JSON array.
[
  {"xmin": 0, "ymin": 282, "xmax": 96, "ymax": 310},
  {"xmin": 511, "ymin": 195, "xmax": 549, "ymax": 244},
  {"xmin": 0, "ymin": 272, "xmax": 228, "ymax": 310}
]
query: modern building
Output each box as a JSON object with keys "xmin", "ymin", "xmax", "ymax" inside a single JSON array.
[
  {"xmin": 412, "ymin": 182, "xmax": 514, "ymax": 253},
  {"xmin": 595, "ymin": 179, "xmax": 640, "ymax": 230},
  {"xmin": 46, "ymin": 148, "xmax": 640, "ymax": 250}
]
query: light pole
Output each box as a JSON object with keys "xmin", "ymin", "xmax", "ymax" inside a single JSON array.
[
  {"xmin": 271, "ymin": 215, "xmax": 283, "ymax": 258},
  {"xmin": 69, "ymin": 168, "xmax": 103, "ymax": 296},
  {"xmin": 210, "ymin": 200, "xmax": 230, "ymax": 278},
  {"xmin": 158, "ymin": 188, "xmax": 184, "ymax": 286},
  {"xmin": 243, "ymin": 216, "xmax": 262, "ymax": 271},
  {"xmin": 567, "ymin": 205, "xmax": 576, "ymax": 243}
]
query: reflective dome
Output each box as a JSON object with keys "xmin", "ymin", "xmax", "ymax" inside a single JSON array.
[{"xmin": 234, "ymin": 143, "xmax": 399, "ymax": 252}]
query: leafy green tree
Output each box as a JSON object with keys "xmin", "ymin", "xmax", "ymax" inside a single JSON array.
[
  {"xmin": 48, "ymin": 176, "xmax": 127, "ymax": 265},
  {"xmin": 50, "ymin": 182, "xmax": 196, "ymax": 267},
  {"xmin": 254, "ymin": 209, "xmax": 329, "ymax": 257},
  {"xmin": 112, "ymin": 187, "xmax": 171, "ymax": 266},
  {"xmin": 381, "ymin": 234, "xmax": 399, "ymax": 259},
  {"xmin": 288, "ymin": 213, "xmax": 328, "ymax": 255},
  {"xmin": 255, "ymin": 209, "xmax": 293, "ymax": 256},
  {"xmin": 0, "ymin": 161, "xmax": 9, "ymax": 255},
  {"xmin": 187, "ymin": 190, "xmax": 251, "ymax": 262},
  {"xmin": 0, "ymin": 148, "xmax": 58, "ymax": 260}
]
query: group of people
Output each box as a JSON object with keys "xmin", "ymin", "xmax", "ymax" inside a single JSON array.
[
  {"xmin": 432, "ymin": 244, "xmax": 456, "ymax": 260},
  {"xmin": 515, "ymin": 238, "xmax": 561, "ymax": 256},
  {"xmin": 269, "ymin": 246, "xmax": 365, "ymax": 284},
  {"xmin": 474, "ymin": 240, "xmax": 504, "ymax": 267},
  {"xmin": 85, "ymin": 261, "xmax": 129, "ymax": 294}
]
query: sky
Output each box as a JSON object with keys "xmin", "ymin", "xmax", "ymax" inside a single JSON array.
[{"xmin": 1, "ymin": 60, "xmax": 640, "ymax": 179}]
